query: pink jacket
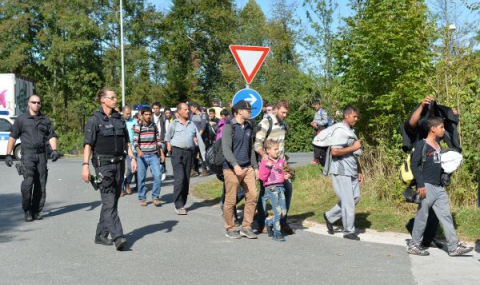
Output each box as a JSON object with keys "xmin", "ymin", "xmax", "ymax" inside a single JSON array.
[{"xmin": 259, "ymin": 157, "xmax": 285, "ymax": 187}]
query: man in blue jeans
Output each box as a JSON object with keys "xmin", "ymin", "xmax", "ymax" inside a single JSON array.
[
  {"xmin": 133, "ymin": 106, "xmax": 165, "ymax": 207},
  {"xmin": 122, "ymin": 105, "xmax": 137, "ymax": 196}
]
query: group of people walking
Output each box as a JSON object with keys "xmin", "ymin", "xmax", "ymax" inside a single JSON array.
[
  {"xmin": 312, "ymin": 97, "xmax": 473, "ymax": 256},
  {"xmin": 4, "ymin": 89, "xmax": 473, "ymax": 256}
]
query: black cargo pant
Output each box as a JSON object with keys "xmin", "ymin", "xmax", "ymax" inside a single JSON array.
[
  {"xmin": 171, "ymin": 147, "xmax": 193, "ymax": 209},
  {"xmin": 21, "ymin": 151, "xmax": 48, "ymax": 214},
  {"xmin": 94, "ymin": 161, "xmax": 125, "ymax": 240}
]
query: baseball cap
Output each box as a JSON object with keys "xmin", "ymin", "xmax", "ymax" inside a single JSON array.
[{"xmin": 233, "ymin": 100, "xmax": 255, "ymax": 110}]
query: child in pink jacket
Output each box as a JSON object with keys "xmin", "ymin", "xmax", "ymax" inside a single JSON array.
[{"xmin": 259, "ymin": 140, "xmax": 290, "ymax": 242}]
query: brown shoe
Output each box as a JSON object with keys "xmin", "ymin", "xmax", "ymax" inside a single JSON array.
[
  {"xmin": 200, "ymin": 169, "xmax": 208, "ymax": 177},
  {"xmin": 140, "ymin": 200, "xmax": 147, "ymax": 207},
  {"xmin": 190, "ymin": 169, "xmax": 198, "ymax": 177},
  {"xmin": 125, "ymin": 185, "xmax": 132, "ymax": 195},
  {"xmin": 175, "ymin": 207, "xmax": 187, "ymax": 215},
  {"xmin": 120, "ymin": 191, "xmax": 125, "ymax": 197},
  {"xmin": 153, "ymin": 199, "xmax": 163, "ymax": 207}
]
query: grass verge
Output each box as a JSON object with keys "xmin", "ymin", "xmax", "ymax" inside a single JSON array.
[{"xmin": 192, "ymin": 164, "xmax": 480, "ymax": 242}]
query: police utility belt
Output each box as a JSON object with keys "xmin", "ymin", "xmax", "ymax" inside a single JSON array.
[
  {"xmin": 22, "ymin": 144, "xmax": 46, "ymax": 154},
  {"xmin": 94, "ymin": 155, "xmax": 124, "ymax": 167}
]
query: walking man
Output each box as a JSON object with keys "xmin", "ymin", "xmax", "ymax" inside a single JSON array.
[
  {"xmin": 165, "ymin": 103, "xmax": 205, "ymax": 215},
  {"xmin": 407, "ymin": 117, "xmax": 473, "ymax": 256},
  {"xmin": 222, "ymin": 100, "xmax": 258, "ymax": 239},
  {"xmin": 82, "ymin": 88, "xmax": 137, "ymax": 250},
  {"xmin": 189, "ymin": 102, "xmax": 208, "ymax": 176},
  {"xmin": 5, "ymin": 94, "xmax": 59, "ymax": 222},
  {"xmin": 323, "ymin": 105, "xmax": 363, "ymax": 240},
  {"xmin": 254, "ymin": 99, "xmax": 295, "ymax": 235},
  {"xmin": 122, "ymin": 105, "xmax": 136, "ymax": 196},
  {"xmin": 311, "ymin": 99, "xmax": 330, "ymax": 164},
  {"xmin": 134, "ymin": 106, "xmax": 165, "ymax": 207}
]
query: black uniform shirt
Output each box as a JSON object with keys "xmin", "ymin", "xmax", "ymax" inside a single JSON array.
[
  {"xmin": 10, "ymin": 112, "xmax": 57, "ymax": 147},
  {"xmin": 83, "ymin": 108, "xmax": 129, "ymax": 156}
]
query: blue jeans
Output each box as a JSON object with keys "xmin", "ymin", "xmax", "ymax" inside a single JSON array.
[
  {"xmin": 265, "ymin": 185, "xmax": 287, "ymax": 235},
  {"xmin": 123, "ymin": 155, "xmax": 136, "ymax": 190},
  {"xmin": 137, "ymin": 153, "xmax": 163, "ymax": 201},
  {"xmin": 257, "ymin": 179, "xmax": 292, "ymax": 227}
]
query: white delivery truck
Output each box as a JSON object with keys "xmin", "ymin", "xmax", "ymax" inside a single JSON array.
[
  {"xmin": 0, "ymin": 74, "xmax": 35, "ymax": 159},
  {"xmin": 0, "ymin": 73, "xmax": 35, "ymax": 116}
]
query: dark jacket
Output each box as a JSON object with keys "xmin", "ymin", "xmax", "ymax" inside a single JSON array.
[
  {"xmin": 401, "ymin": 101, "xmax": 460, "ymax": 152},
  {"xmin": 221, "ymin": 118, "xmax": 258, "ymax": 169}
]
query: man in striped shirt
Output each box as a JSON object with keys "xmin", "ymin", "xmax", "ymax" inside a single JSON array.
[
  {"xmin": 254, "ymin": 99, "xmax": 295, "ymax": 235},
  {"xmin": 133, "ymin": 106, "xmax": 165, "ymax": 207}
]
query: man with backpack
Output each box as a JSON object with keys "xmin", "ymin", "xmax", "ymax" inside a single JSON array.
[
  {"xmin": 254, "ymin": 99, "xmax": 295, "ymax": 235},
  {"xmin": 407, "ymin": 116, "xmax": 472, "ymax": 256},
  {"xmin": 401, "ymin": 96, "xmax": 461, "ymax": 249},
  {"xmin": 133, "ymin": 106, "xmax": 165, "ymax": 207},
  {"xmin": 222, "ymin": 100, "xmax": 258, "ymax": 239}
]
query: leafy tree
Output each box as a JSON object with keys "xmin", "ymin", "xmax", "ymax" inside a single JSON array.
[{"xmin": 333, "ymin": 0, "xmax": 436, "ymax": 145}]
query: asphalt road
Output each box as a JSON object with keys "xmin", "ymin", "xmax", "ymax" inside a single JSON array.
[{"xmin": 0, "ymin": 153, "xmax": 478, "ymax": 285}]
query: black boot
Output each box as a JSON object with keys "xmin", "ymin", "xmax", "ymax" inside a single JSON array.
[
  {"xmin": 33, "ymin": 212, "xmax": 43, "ymax": 220},
  {"xmin": 94, "ymin": 235, "xmax": 113, "ymax": 246},
  {"xmin": 114, "ymin": 236, "xmax": 127, "ymax": 250},
  {"xmin": 24, "ymin": 211, "xmax": 33, "ymax": 222}
]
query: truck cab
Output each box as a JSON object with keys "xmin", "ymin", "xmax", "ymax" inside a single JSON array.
[{"xmin": 0, "ymin": 115, "xmax": 21, "ymax": 159}]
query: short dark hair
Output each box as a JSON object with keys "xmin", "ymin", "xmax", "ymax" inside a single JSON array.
[
  {"xmin": 140, "ymin": 106, "xmax": 152, "ymax": 115},
  {"xmin": 427, "ymin": 116, "xmax": 444, "ymax": 129},
  {"xmin": 220, "ymin": 109, "xmax": 229, "ymax": 117},
  {"xmin": 343, "ymin": 105, "xmax": 359, "ymax": 117},
  {"xmin": 190, "ymin": 102, "xmax": 199, "ymax": 109},
  {"xmin": 313, "ymin": 100, "xmax": 322, "ymax": 105},
  {"xmin": 152, "ymin": 101, "xmax": 161, "ymax": 108},
  {"xmin": 208, "ymin": 108, "xmax": 215, "ymax": 113},
  {"xmin": 275, "ymin": 99, "xmax": 289, "ymax": 110},
  {"xmin": 164, "ymin": 107, "xmax": 171, "ymax": 112}
]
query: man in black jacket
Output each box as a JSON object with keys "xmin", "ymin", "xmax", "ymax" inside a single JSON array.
[
  {"xmin": 401, "ymin": 96, "xmax": 460, "ymax": 248},
  {"xmin": 407, "ymin": 117, "xmax": 472, "ymax": 256},
  {"xmin": 222, "ymin": 100, "xmax": 258, "ymax": 239}
]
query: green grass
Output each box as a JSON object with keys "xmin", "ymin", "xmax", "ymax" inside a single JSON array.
[{"xmin": 192, "ymin": 164, "xmax": 480, "ymax": 242}]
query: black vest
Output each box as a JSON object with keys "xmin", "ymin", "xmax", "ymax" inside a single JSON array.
[{"xmin": 92, "ymin": 111, "xmax": 126, "ymax": 156}]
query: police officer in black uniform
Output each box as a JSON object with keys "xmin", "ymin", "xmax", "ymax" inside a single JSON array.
[
  {"xmin": 5, "ymin": 94, "xmax": 59, "ymax": 222},
  {"xmin": 81, "ymin": 88, "xmax": 137, "ymax": 251}
]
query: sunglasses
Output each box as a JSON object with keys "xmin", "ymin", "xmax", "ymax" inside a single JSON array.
[
  {"xmin": 103, "ymin": 96, "xmax": 117, "ymax": 101},
  {"xmin": 30, "ymin": 101, "xmax": 41, "ymax": 105}
]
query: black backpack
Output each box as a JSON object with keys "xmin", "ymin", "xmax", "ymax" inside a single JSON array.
[{"xmin": 205, "ymin": 121, "xmax": 234, "ymax": 176}]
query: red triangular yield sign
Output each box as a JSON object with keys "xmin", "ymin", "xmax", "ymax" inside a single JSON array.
[{"xmin": 229, "ymin": 45, "xmax": 270, "ymax": 84}]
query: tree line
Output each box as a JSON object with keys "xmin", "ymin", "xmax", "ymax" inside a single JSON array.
[{"xmin": 1, "ymin": 0, "xmax": 479, "ymax": 203}]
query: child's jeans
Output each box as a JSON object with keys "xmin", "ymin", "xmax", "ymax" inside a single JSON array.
[{"xmin": 265, "ymin": 185, "xmax": 287, "ymax": 235}]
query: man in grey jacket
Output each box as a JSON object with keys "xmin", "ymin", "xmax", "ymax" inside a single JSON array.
[
  {"xmin": 323, "ymin": 105, "xmax": 364, "ymax": 241},
  {"xmin": 222, "ymin": 100, "xmax": 259, "ymax": 239}
]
